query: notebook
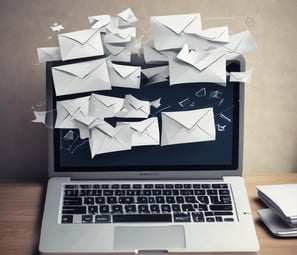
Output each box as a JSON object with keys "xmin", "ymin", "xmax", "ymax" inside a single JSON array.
[{"xmin": 39, "ymin": 55, "xmax": 259, "ymax": 254}]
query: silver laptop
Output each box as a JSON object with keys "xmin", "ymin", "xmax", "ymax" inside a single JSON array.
[{"xmin": 39, "ymin": 55, "xmax": 259, "ymax": 254}]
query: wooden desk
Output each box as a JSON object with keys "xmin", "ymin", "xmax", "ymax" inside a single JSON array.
[{"xmin": 0, "ymin": 174, "xmax": 296, "ymax": 255}]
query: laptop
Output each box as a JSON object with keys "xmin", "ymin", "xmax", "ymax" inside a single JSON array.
[{"xmin": 39, "ymin": 55, "xmax": 259, "ymax": 254}]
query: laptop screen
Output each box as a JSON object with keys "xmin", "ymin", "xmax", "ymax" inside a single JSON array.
[{"xmin": 47, "ymin": 58, "xmax": 242, "ymax": 173}]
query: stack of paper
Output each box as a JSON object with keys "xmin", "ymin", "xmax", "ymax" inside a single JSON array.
[{"xmin": 257, "ymin": 184, "xmax": 297, "ymax": 237}]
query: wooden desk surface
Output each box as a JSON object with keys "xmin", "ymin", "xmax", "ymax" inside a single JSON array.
[{"xmin": 0, "ymin": 173, "xmax": 296, "ymax": 255}]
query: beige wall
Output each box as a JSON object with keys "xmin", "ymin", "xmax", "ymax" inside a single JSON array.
[{"xmin": 0, "ymin": 0, "xmax": 296, "ymax": 181}]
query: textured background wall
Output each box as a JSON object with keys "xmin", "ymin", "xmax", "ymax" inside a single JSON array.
[{"xmin": 0, "ymin": 0, "xmax": 296, "ymax": 181}]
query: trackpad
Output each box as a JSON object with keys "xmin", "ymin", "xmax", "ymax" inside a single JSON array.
[{"xmin": 114, "ymin": 226, "xmax": 185, "ymax": 251}]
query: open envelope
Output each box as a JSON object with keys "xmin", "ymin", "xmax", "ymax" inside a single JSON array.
[
  {"xmin": 224, "ymin": 30, "xmax": 257, "ymax": 55},
  {"xmin": 161, "ymin": 107, "xmax": 216, "ymax": 146},
  {"xmin": 104, "ymin": 43, "xmax": 131, "ymax": 62},
  {"xmin": 108, "ymin": 61, "xmax": 141, "ymax": 89},
  {"xmin": 88, "ymin": 94, "xmax": 124, "ymax": 118},
  {"xmin": 142, "ymin": 65, "xmax": 169, "ymax": 85},
  {"xmin": 72, "ymin": 111, "xmax": 104, "ymax": 139},
  {"xmin": 115, "ymin": 94, "xmax": 151, "ymax": 118},
  {"xmin": 89, "ymin": 122, "xmax": 132, "ymax": 158},
  {"xmin": 37, "ymin": 47, "xmax": 61, "ymax": 63},
  {"xmin": 52, "ymin": 58, "xmax": 111, "ymax": 96},
  {"xmin": 117, "ymin": 8, "xmax": 138, "ymax": 26},
  {"xmin": 143, "ymin": 40, "xmax": 176, "ymax": 63},
  {"xmin": 169, "ymin": 44, "xmax": 226, "ymax": 85},
  {"xmin": 55, "ymin": 96, "xmax": 90, "ymax": 129},
  {"xmin": 151, "ymin": 13, "xmax": 202, "ymax": 50},
  {"xmin": 58, "ymin": 29, "xmax": 104, "ymax": 61},
  {"xmin": 103, "ymin": 27, "xmax": 136, "ymax": 43},
  {"xmin": 88, "ymin": 15, "xmax": 111, "ymax": 29},
  {"xmin": 117, "ymin": 117, "xmax": 160, "ymax": 147}
]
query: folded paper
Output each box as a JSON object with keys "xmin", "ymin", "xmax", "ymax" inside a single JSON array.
[
  {"xmin": 151, "ymin": 13, "xmax": 202, "ymax": 50},
  {"xmin": 229, "ymin": 71, "xmax": 252, "ymax": 83},
  {"xmin": 108, "ymin": 61, "xmax": 141, "ymax": 89},
  {"xmin": 117, "ymin": 8, "xmax": 138, "ymax": 26},
  {"xmin": 58, "ymin": 29, "xmax": 104, "ymax": 60},
  {"xmin": 88, "ymin": 94, "xmax": 124, "ymax": 118},
  {"xmin": 142, "ymin": 65, "xmax": 169, "ymax": 84},
  {"xmin": 37, "ymin": 47, "xmax": 62, "ymax": 63},
  {"xmin": 88, "ymin": 15, "xmax": 111, "ymax": 29},
  {"xmin": 52, "ymin": 58, "xmax": 111, "ymax": 96},
  {"xmin": 115, "ymin": 94, "xmax": 151, "ymax": 118},
  {"xmin": 55, "ymin": 96, "xmax": 90, "ymax": 129},
  {"xmin": 117, "ymin": 117, "xmax": 160, "ymax": 147},
  {"xmin": 89, "ymin": 122, "xmax": 132, "ymax": 158},
  {"xmin": 169, "ymin": 45, "xmax": 226, "ymax": 85},
  {"xmin": 161, "ymin": 107, "xmax": 216, "ymax": 146}
]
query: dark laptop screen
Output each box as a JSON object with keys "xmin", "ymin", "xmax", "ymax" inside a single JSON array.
[{"xmin": 47, "ymin": 58, "xmax": 241, "ymax": 172}]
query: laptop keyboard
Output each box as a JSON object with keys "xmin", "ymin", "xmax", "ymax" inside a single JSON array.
[{"xmin": 60, "ymin": 183, "xmax": 236, "ymax": 224}]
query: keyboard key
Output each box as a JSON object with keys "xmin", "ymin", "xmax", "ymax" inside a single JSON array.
[
  {"xmin": 215, "ymin": 216, "xmax": 223, "ymax": 222},
  {"xmin": 224, "ymin": 218, "xmax": 235, "ymax": 222},
  {"xmin": 107, "ymin": 197, "xmax": 117, "ymax": 204},
  {"xmin": 121, "ymin": 184, "xmax": 131, "ymax": 189},
  {"xmin": 102, "ymin": 184, "xmax": 109, "ymax": 189},
  {"xmin": 206, "ymin": 217, "xmax": 215, "ymax": 222},
  {"xmin": 197, "ymin": 196, "xmax": 209, "ymax": 204},
  {"xmin": 138, "ymin": 205, "xmax": 149, "ymax": 213},
  {"xmin": 207, "ymin": 189, "xmax": 217, "ymax": 195},
  {"xmin": 103, "ymin": 190, "xmax": 113, "ymax": 196},
  {"xmin": 166, "ymin": 196, "xmax": 175, "ymax": 203},
  {"xmin": 193, "ymin": 184, "xmax": 201, "ymax": 189},
  {"xmin": 165, "ymin": 184, "xmax": 174, "ymax": 189},
  {"xmin": 212, "ymin": 184, "xmax": 228, "ymax": 189},
  {"xmin": 115, "ymin": 190, "xmax": 125, "ymax": 196},
  {"xmin": 93, "ymin": 184, "xmax": 100, "ymax": 189},
  {"xmin": 125, "ymin": 204, "xmax": 137, "ymax": 213},
  {"xmin": 192, "ymin": 212, "xmax": 204, "ymax": 222},
  {"xmin": 174, "ymin": 213, "xmax": 191, "ymax": 222},
  {"xmin": 220, "ymin": 196, "xmax": 232, "ymax": 204},
  {"xmin": 195, "ymin": 189, "xmax": 205, "ymax": 195},
  {"xmin": 205, "ymin": 212, "xmax": 214, "ymax": 217},
  {"xmin": 64, "ymin": 189, "xmax": 78, "ymax": 196},
  {"xmin": 112, "ymin": 205, "xmax": 123, "ymax": 214},
  {"xmin": 219, "ymin": 189, "xmax": 230, "ymax": 195},
  {"xmin": 80, "ymin": 184, "xmax": 91, "ymax": 189},
  {"xmin": 119, "ymin": 197, "xmax": 134, "ymax": 204},
  {"xmin": 182, "ymin": 204, "xmax": 195, "ymax": 212},
  {"xmin": 209, "ymin": 205, "xmax": 233, "ymax": 211},
  {"xmin": 65, "ymin": 185, "xmax": 78, "ymax": 189},
  {"xmin": 183, "ymin": 184, "xmax": 192, "ymax": 189},
  {"xmin": 82, "ymin": 215, "xmax": 93, "ymax": 223},
  {"xmin": 63, "ymin": 197, "xmax": 82, "ymax": 206},
  {"xmin": 180, "ymin": 190, "xmax": 193, "ymax": 195},
  {"xmin": 95, "ymin": 197, "xmax": 105, "ymax": 204},
  {"xmin": 61, "ymin": 215, "xmax": 73, "ymax": 223},
  {"xmin": 88, "ymin": 206, "xmax": 98, "ymax": 214},
  {"xmin": 95, "ymin": 214, "xmax": 110, "ymax": 223},
  {"xmin": 84, "ymin": 197, "xmax": 94, "ymax": 205},
  {"xmin": 133, "ymin": 184, "xmax": 142, "ymax": 189},
  {"xmin": 214, "ymin": 211, "xmax": 233, "ymax": 216},
  {"xmin": 202, "ymin": 184, "xmax": 211, "ymax": 189},
  {"xmin": 143, "ymin": 190, "xmax": 152, "ymax": 196},
  {"xmin": 152, "ymin": 190, "xmax": 162, "ymax": 195},
  {"xmin": 156, "ymin": 196, "xmax": 165, "ymax": 204},
  {"xmin": 150, "ymin": 204, "xmax": 160, "ymax": 213},
  {"xmin": 148, "ymin": 197, "xmax": 155, "ymax": 203},
  {"xmin": 144, "ymin": 184, "xmax": 153, "ymax": 189},
  {"xmin": 113, "ymin": 214, "xmax": 172, "ymax": 222},
  {"xmin": 62, "ymin": 206, "xmax": 86, "ymax": 214},
  {"xmin": 137, "ymin": 197, "xmax": 148, "ymax": 204},
  {"xmin": 185, "ymin": 196, "xmax": 196, "ymax": 203},
  {"xmin": 161, "ymin": 204, "xmax": 171, "ymax": 213},
  {"xmin": 155, "ymin": 184, "xmax": 164, "ymax": 189},
  {"xmin": 111, "ymin": 184, "xmax": 120, "ymax": 189},
  {"xmin": 99, "ymin": 205, "xmax": 110, "ymax": 213},
  {"xmin": 175, "ymin": 184, "xmax": 183, "ymax": 189},
  {"xmin": 172, "ymin": 204, "xmax": 181, "ymax": 212},
  {"xmin": 176, "ymin": 196, "xmax": 184, "ymax": 203}
]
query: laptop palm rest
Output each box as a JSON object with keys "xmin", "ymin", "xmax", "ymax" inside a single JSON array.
[{"xmin": 114, "ymin": 225, "xmax": 185, "ymax": 251}]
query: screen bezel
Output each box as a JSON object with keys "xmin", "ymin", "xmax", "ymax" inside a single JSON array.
[{"xmin": 46, "ymin": 55, "xmax": 245, "ymax": 180}]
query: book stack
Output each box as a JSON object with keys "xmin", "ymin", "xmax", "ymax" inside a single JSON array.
[{"xmin": 257, "ymin": 184, "xmax": 297, "ymax": 237}]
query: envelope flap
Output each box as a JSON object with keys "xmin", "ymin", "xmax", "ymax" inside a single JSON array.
[
  {"xmin": 195, "ymin": 49, "xmax": 226, "ymax": 71},
  {"xmin": 59, "ymin": 96, "xmax": 89, "ymax": 116},
  {"xmin": 88, "ymin": 15, "xmax": 111, "ymax": 26},
  {"xmin": 112, "ymin": 63, "xmax": 140, "ymax": 78},
  {"xmin": 92, "ymin": 94, "xmax": 123, "ymax": 107},
  {"xmin": 125, "ymin": 95, "xmax": 145, "ymax": 109},
  {"xmin": 199, "ymin": 26, "xmax": 229, "ymax": 42},
  {"xmin": 60, "ymin": 29, "xmax": 99, "ymax": 44},
  {"xmin": 151, "ymin": 14, "xmax": 199, "ymax": 34},
  {"xmin": 163, "ymin": 108, "xmax": 212, "ymax": 130},
  {"xmin": 130, "ymin": 118, "xmax": 157, "ymax": 133},
  {"xmin": 225, "ymin": 30, "xmax": 245, "ymax": 51},
  {"xmin": 38, "ymin": 47, "xmax": 60, "ymax": 56},
  {"xmin": 96, "ymin": 122, "xmax": 118, "ymax": 138},
  {"xmin": 142, "ymin": 66, "xmax": 169, "ymax": 79},
  {"xmin": 53, "ymin": 59, "xmax": 105, "ymax": 78},
  {"xmin": 117, "ymin": 8, "xmax": 137, "ymax": 22},
  {"xmin": 105, "ymin": 43, "xmax": 126, "ymax": 55}
]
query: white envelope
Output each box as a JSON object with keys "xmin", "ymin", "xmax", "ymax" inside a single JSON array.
[
  {"xmin": 196, "ymin": 26, "xmax": 230, "ymax": 43},
  {"xmin": 117, "ymin": 117, "xmax": 160, "ymax": 147},
  {"xmin": 170, "ymin": 45, "xmax": 226, "ymax": 85},
  {"xmin": 184, "ymin": 34, "xmax": 212, "ymax": 51},
  {"xmin": 161, "ymin": 107, "xmax": 216, "ymax": 146},
  {"xmin": 117, "ymin": 8, "xmax": 138, "ymax": 26},
  {"xmin": 151, "ymin": 13, "xmax": 202, "ymax": 50},
  {"xmin": 37, "ymin": 47, "xmax": 62, "ymax": 63},
  {"xmin": 52, "ymin": 58, "xmax": 111, "ymax": 96},
  {"xmin": 88, "ymin": 15, "xmax": 111, "ymax": 29},
  {"xmin": 229, "ymin": 71, "xmax": 251, "ymax": 83},
  {"xmin": 58, "ymin": 29, "xmax": 104, "ymax": 61},
  {"xmin": 88, "ymin": 93, "xmax": 124, "ymax": 118},
  {"xmin": 142, "ymin": 65, "xmax": 169, "ymax": 84},
  {"xmin": 115, "ymin": 94, "xmax": 151, "ymax": 118},
  {"xmin": 108, "ymin": 61, "xmax": 141, "ymax": 89},
  {"xmin": 103, "ymin": 27, "xmax": 136, "ymax": 43},
  {"xmin": 143, "ymin": 41, "xmax": 170, "ymax": 63},
  {"xmin": 55, "ymin": 96, "xmax": 90, "ymax": 129},
  {"xmin": 224, "ymin": 30, "xmax": 257, "ymax": 55},
  {"xmin": 89, "ymin": 122, "xmax": 132, "ymax": 158},
  {"xmin": 72, "ymin": 111, "xmax": 104, "ymax": 139},
  {"xmin": 104, "ymin": 43, "xmax": 131, "ymax": 62}
]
